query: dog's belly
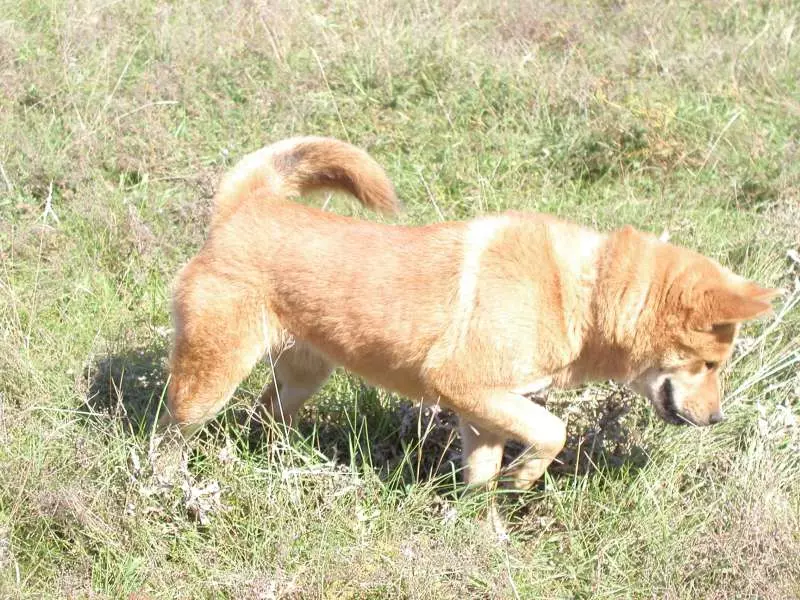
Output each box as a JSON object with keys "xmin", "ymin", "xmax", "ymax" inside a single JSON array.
[{"xmin": 283, "ymin": 324, "xmax": 438, "ymax": 401}]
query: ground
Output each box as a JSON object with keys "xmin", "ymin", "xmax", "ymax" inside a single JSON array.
[{"xmin": 1, "ymin": 1, "xmax": 799, "ymax": 598}]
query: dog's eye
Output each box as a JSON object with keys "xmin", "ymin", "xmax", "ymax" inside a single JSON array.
[{"xmin": 705, "ymin": 361, "xmax": 719, "ymax": 370}]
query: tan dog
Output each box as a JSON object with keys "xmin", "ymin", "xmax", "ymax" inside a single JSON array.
[{"xmin": 162, "ymin": 137, "xmax": 778, "ymax": 491}]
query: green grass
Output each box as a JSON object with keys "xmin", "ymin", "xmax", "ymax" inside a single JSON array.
[{"xmin": 1, "ymin": 0, "xmax": 799, "ymax": 597}]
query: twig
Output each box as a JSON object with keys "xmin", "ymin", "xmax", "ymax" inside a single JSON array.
[
  {"xmin": 0, "ymin": 162, "xmax": 12, "ymax": 192},
  {"xmin": 94, "ymin": 36, "xmax": 145, "ymax": 128},
  {"xmin": 504, "ymin": 547, "xmax": 521, "ymax": 600},
  {"xmin": 730, "ymin": 21, "xmax": 770, "ymax": 96},
  {"xmin": 0, "ymin": 392, "xmax": 6, "ymax": 443},
  {"xmin": 116, "ymin": 100, "xmax": 178, "ymax": 122},
  {"xmin": 417, "ymin": 170, "xmax": 445, "ymax": 221},
  {"xmin": 311, "ymin": 47, "xmax": 350, "ymax": 142},
  {"xmin": 697, "ymin": 110, "xmax": 741, "ymax": 175},
  {"xmin": 42, "ymin": 181, "xmax": 59, "ymax": 224},
  {"xmin": 259, "ymin": 15, "xmax": 285, "ymax": 69},
  {"xmin": 430, "ymin": 81, "xmax": 455, "ymax": 132}
]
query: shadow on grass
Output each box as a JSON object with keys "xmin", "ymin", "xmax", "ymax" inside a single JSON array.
[
  {"xmin": 299, "ymin": 386, "xmax": 652, "ymax": 496},
  {"xmin": 83, "ymin": 346, "xmax": 650, "ymax": 491},
  {"xmin": 83, "ymin": 344, "xmax": 170, "ymax": 437}
]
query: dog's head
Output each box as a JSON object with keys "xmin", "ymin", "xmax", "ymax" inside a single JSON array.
[{"xmin": 631, "ymin": 261, "xmax": 779, "ymax": 427}]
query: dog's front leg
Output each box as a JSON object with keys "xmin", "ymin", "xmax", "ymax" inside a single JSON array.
[
  {"xmin": 501, "ymin": 405, "xmax": 566, "ymax": 491},
  {"xmin": 459, "ymin": 419, "xmax": 505, "ymax": 487},
  {"xmin": 459, "ymin": 418, "xmax": 506, "ymax": 536},
  {"xmin": 463, "ymin": 391, "xmax": 567, "ymax": 491}
]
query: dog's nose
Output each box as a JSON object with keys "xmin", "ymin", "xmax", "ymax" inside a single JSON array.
[{"xmin": 708, "ymin": 411, "xmax": 726, "ymax": 425}]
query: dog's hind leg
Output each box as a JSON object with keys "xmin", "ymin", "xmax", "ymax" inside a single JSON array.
[
  {"xmin": 159, "ymin": 267, "xmax": 273, "ymax": 437},
  {"xmin": 257, "ymin": 342, "xmax": 334, "ymax": 430}
]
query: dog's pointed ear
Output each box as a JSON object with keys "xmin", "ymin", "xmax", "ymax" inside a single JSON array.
[{"xmin": 693, "ymin": 281, "xmax": 781, "ymax": 330}]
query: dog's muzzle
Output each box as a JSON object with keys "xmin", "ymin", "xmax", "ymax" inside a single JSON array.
[
  {"xmin": 660, "ymin": 378, "xmax": 689, "ymax": 426},
  {"xmin": 659, "ymin": 378, "xmax": 725, "ymax": 426}
]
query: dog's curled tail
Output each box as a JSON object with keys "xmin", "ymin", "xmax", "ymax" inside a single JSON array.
[{"xmin": 212, "ymin": 136, "xmax": 400, "ymax": 226}]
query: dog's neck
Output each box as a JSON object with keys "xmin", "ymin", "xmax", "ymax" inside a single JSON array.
[{"xmin": 565, "ymin": 226, "xmax": 666, "ymax": 386}]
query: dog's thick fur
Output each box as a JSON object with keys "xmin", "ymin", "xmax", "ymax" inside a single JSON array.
[{"xmin": 163, "ymin": 137, "xmax": 778, "ymax": 490}]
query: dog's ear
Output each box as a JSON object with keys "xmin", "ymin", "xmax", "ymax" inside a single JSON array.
[{"xmin": 693, "ymin": 281, "xmax": 780, "ymax": 330}]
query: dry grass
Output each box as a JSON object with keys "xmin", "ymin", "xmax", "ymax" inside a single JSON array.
[{"xmin": 1, "ymin": 0, "xmax": 799, "ymax": 598}]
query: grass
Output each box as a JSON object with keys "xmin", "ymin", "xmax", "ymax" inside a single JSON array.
[{"xmin": 1, "ymin": 0, "xmax": 799, "ymax": 597}]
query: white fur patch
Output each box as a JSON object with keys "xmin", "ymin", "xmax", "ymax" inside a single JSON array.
[
  {"xmin": 555, "ymin": 230, "xmax": 604, "ymax": 351},
  {"xmin": 561, "ymin": 232, "xmax": 604, "ymax": 281},
  {"xmin": 421, "ymin": 216, "xmax": 510, "ymax": 372},
  {"xmin": 453, "ymin": 216, "xmax": 511, "ymax": 345}
]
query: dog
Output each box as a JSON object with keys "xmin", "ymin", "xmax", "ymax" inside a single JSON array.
[{"xmin": 160, "ymin": 136, "xmax": 778, "ymax": 492}]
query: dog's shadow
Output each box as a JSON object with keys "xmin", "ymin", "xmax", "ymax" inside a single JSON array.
[
  {"xmin": 83, "ymin": 344, "xmax": 171, "ymax": 436},
  {"xmin": 83, "ymin": 346, "xmax": 650, "ymax": 490}
]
